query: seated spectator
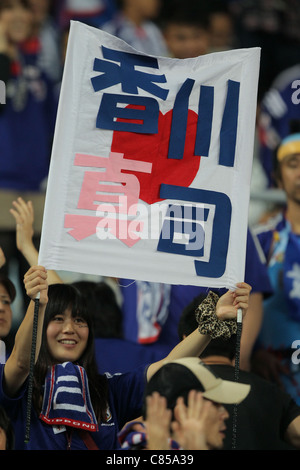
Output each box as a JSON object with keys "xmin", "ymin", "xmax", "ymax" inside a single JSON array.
[
  {"xmin": 252, "ymin": 130, "xmax": 300, "ymax": 406},
  {"xmin": 158, "ymin": 0, "xmax": 211, "ymax": 59},
  {"xmin": 119, "ymin": 357, "xmax": 250, "ymax": 450},
  {"xmin": 178, "ymin": 293, "xmax": 300, "ymax": 450}
]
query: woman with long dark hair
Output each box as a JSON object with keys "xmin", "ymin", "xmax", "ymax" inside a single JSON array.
[
  {"xmin": 32, "ymin": 283, "xmax": 109, "ymax": 426},
  {"xmin": 0, "ymin": 266, "xmax": 251, "ymax": 450}
]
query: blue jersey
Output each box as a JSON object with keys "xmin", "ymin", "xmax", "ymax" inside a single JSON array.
[
  {"xmin": 254, "ymin": 213, "xmax": 300, "ymax": 348},
  {"xmin": 95, "ymin": 338, "xmax": 170, "ymax": 375},
  {"xmin": 0, "ymin": 363, "xmax": 147, "ymax": 450},
  {"xmin": 254, "ymin": 213, "xmax": 300, "ymax": 404}
]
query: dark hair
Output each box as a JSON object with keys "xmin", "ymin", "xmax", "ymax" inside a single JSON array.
[
  {"xmin": 143, "ymin": 362, "xmax": 204, "ymax": 420},
  {"xmin": 0, "ymin": 0, "xmax": 31, "ymax": 11},
  {"xmin": 0, "ymin": 273, "xmax": 16, "ymax": 303},
  {"xmin": 159, "ymin": 0, "xmax": 210, "ymax": 30},
  {"xmin": 33, "ymin": 283, "xmax": 109, "ymax": 422},
  {"xmin": 0, "ymin": 406, "xmax": 14, "ymax": 450},
  {"xmin": 72, "ymin": 281, "xmax": 123, "ymax": 339},
  {"xmin": 200, "ymin": 335, "xmax": 236, "ymax": 361},
  {"xmin": 177, "ymin": 292, "xmax": 208, "ymax": 339}
]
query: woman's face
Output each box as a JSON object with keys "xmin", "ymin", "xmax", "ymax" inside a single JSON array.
[
  {"xmin": 0, "ymin": 283, "xmax": 12, "ymax": 339},
  {"xmin": 46, "ymin": 308, "xmax": 89, "ymax": 364},
  {"xmin": 0, "ymin": 1, "xmax": 33, "ymax": 45}
]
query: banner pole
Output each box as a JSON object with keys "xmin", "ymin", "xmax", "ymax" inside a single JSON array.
[
  {"xmin": 231, "ymin": 307, "xmax": 243, "ymax": 449},
  {"xmin": 24, "ymin": 294, "xmax": 40, "ymax": 443}
]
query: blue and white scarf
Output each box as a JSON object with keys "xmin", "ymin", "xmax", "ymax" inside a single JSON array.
[{"xmin": 40, "ymin": 362, "xmax": 98, "ymax": 432}]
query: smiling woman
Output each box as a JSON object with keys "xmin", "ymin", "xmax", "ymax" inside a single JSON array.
[
  {"xmin": 42, "ymin": 284, "xmax": 90, "ymax": 365},
  {"xmin": 46, "ymin": 309, "xmax": 89, "ymax": 363},
  {"xmin": 0, "ymin": 266, "xmax": 251, "ymax": 450},
  {"xmin": 31, "ymin": 282, "xmax": 109, "ymax": 426}
]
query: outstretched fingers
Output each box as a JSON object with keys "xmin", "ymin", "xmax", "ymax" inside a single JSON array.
[
  {"xmin": 145, "ymin": 392, "xmax": 172, "ymax": 450},
  {"xmin": 172, "ymin": 391, "xmax": 211, "ymax": 450},
  {"xmin": 10, "ymin": 197, "xmax": 34, "ymax": 225}
]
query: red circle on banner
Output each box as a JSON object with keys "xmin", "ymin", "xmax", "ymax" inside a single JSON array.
[{"xmin": 111, "ymin": 108, "xmax": 201, "ymax": 204}]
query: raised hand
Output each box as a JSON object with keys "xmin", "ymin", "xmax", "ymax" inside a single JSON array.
[
  {"xmin": 216, "ymin": 282, "xmax": 252, "ymax": 321},
  {"xmin": 10, "ymin": 197, "xmax": 35, "ymax": 259},
  {"xmin": 171, "ymin": 390, "xmax": 211, "ymax": 450},
  {"xmin": 24, "ymin": 266, "xmax": 48, "ymax": 306},
  {"xmin": 145, "ymin": 392, "xmax": 172, "ymax": 450}
]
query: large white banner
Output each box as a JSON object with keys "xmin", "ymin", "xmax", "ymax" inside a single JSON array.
[{"xmin": 39, "ymin": 21, "xmax": 260, "ymax": 289}]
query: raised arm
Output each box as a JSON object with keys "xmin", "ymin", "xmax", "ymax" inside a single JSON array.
[
  {"xmin": 147, "ymin": 282, "xmax": 251, "ymax": 380},
  {"xmin": 3, "ymin": 266, "xmax": 48, "ymax": 397},
  {"xmin": 10, "ymin": 197, "xmax": 63, "ymax": 285}
]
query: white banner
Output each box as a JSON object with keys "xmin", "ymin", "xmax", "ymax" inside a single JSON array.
[{"xmin": 39, "ymin": 21, "xmax": 260, "ymax": 289}]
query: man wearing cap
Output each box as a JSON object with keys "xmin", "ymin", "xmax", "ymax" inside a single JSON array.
[
  {"xmin": 178, "ymin": 295, "xmax": 300, "ymax": 450},
  {"xmin": 252, "ymin": 132, "xmax": 300, "ymax": 405},
  {"xmin": 119, "ymin": 357, "xmax": 250, "ymax": 451}
]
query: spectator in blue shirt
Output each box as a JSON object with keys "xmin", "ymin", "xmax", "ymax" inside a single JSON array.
[{"xmin": 0, "ymin": 264, "xmax": 250, "ymax": 449}]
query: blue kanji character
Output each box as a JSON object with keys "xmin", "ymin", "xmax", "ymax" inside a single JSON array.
[
  {"xmin": 157, "ymin": 184, "xmax": 232, "ymax": 278},
  {"xmin": 168, "ymin": 79, "xmax": 240, "ymax": 165},
  {"xmin": 91, "ymin": 46, "xmax": 168, "ymax": 100}
]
